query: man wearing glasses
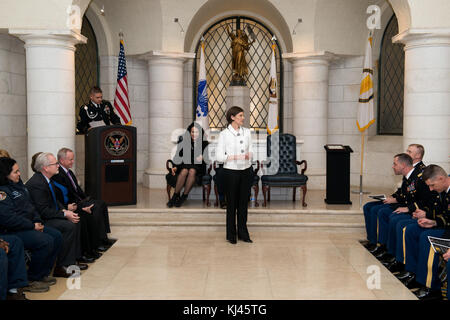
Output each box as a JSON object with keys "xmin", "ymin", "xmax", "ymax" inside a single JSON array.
[{"xmin": 25, "ymin": 153, "xmax": 88, "ymax": 278}]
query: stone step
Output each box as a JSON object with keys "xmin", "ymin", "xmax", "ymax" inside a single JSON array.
[{"xmin": 109, "ymin": 208, "xmax": 364, "ymax": 229}]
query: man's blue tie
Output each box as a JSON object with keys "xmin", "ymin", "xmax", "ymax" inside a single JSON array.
[{"xmin": 48, "ymin": 181, "xmax": 58, "ymax": 209}]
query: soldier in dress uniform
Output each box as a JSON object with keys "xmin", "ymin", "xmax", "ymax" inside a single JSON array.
[
  {"xmin": 362, "ymin": 145, "xmax": 426, "ymax": 253},
  {"xmin": 395, "ymin": 165, "xmax": 449, "ymax": 292},
  {"xmin": 76, "ymin": 86, "xmax": 121, "ymax": 134},
  {"xmin": 399, "ymin": 164, "xmax": 449, "ymax": 300},
  {"xmin": 364, "ymin": 152, "xmax": 426, "ymax": 258},
  {"xmin": 376, "ymin": 151, "xmax": 431, "ymax": 268}
]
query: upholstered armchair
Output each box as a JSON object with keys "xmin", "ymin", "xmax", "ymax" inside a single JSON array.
[{"xmin": 261, "ymin": 133, "xmax": 308, "ymax": 207}]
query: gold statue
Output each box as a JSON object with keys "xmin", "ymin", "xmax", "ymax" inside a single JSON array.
[{"xmin": 227, "ymin": 26, "xmax": 254, "ymax": 83}]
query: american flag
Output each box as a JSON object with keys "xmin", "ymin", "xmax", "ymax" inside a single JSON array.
[{"xmin": 114, "ymin": 39, "xmax": 132, "ymax": 125}]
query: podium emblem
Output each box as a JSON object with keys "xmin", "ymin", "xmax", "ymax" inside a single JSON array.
[{"xmin": 104, "ymin": 131, "xmax": 129, "ymax": 156}]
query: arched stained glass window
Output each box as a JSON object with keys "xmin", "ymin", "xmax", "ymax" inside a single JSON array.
[
  {"xmin": 194, "ymin": 16, "xmax": 283, "ymax": 131},
  {"xmin": 378, "ymin": 15, "xmax": 404, "ymax": 135},
  {"xmin": 75, "ymin": 16, "xmax": 99, "ymax": 130}
]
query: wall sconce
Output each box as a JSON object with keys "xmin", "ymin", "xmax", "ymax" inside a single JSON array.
[
  {"xmin": 292, "ymin": 18, "xmax": 302, "ymax": 35},
  {"xmin": 99, "ymin": 4, "xmax": 105, "ymax": 16},
  {"xmin": 174, "ymin": 18, "xmax": 185, "ymax": 35}
]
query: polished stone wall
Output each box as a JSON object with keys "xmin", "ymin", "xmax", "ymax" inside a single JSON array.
[{"xmin": 0, "ymin": 33, "xmax": 27, "ymax": 173}]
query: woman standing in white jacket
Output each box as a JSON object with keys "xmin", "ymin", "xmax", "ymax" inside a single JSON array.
[{"xmin": 215, "ymin": 106, "xmax": 253, "ymax": 244}]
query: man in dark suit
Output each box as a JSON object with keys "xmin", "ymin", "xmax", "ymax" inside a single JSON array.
[
  {"xmin": 25, "ymin": 153, "xmax": 89, "ymax": 278},
  {"xmin": 53, "ymin": 148, "xmax": 114, "ymax": 252},
  {"xmin": 76, "ymin": 86, "xmax": 121, "ymax": 134}
]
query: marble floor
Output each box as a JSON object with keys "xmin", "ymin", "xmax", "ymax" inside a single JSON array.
[{"xmin": 25, "ymin": 186, "xmax": 417, "ymax": 300}]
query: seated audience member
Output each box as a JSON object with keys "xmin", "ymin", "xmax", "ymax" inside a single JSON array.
[
  {"xmin": 399, "ymin": 164, "xmax": 449, "ymax": 299},
  {"xmin": 376, "ymin": 152, "xmax": 431, "ymax": 267},
  {"xmin": 33, "ymin": 152, "xmax": 99, "ymax": 261},
  {"xmin": 362, "ymin": 150, "xmax": 425, "ymax": 256},
  {"xmin": 0, "ymin": 235, "xmax": 28, "ymax": 300},
  {"xmin": 0, "ymin": 157, "xmax": 62, "ymax": 291},
  {"xmin": 25, "ymin": 153, "xmax": 89, "ymax": 278},
  {"xmin": 32, "ymin": 152, "xmax": 69, "ymax": 205},
  {"xmin": 53, "ymin": 147, "xmax": 115, "ymax": 251},
  {"xmin": 0, "ymin": 150, "xmax": 11, "ymax": 158},
  {"xmin": 167, "ymin": 122, "xmax": 210, "ymax": 208}
]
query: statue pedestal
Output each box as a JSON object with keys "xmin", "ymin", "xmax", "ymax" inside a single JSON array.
[{"xmin": 226, "ymin": 85, "xmax": 251, "ymax": 128}]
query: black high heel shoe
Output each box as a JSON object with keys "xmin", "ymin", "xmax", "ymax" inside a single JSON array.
[
  {"xmin": 167, "ymin": 193, "xmax": 180, "ymax": 208},
  {"xmin": 238, "ymin": 236, "xmax": 253, "ymax": 243}
]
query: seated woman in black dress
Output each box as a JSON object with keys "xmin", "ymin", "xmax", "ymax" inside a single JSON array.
[{"xmin": 167, "ymin": 122, "xmax": 209, "ymax": 207}]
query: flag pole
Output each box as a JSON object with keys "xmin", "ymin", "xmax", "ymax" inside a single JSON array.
[{"xmin": 352, "ymin": 30, "xmax": 374, "ymax": 207}]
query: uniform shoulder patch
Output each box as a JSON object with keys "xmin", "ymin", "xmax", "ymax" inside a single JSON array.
[{"xmin": 0, "ymin": 191, "xmax": 7, "ymax": 201}]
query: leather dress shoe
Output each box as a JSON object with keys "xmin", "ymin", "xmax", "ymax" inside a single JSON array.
[
  {"xmin": 103, "ymin": 238, "xmax": 117, "ymax": 246},
  {"xmin": 370, "ymin": 245, "xmax": 384, "ymax": 254},
  {"xmin": 380, "ymin": 254, "xmax": 396, "ymax": 264},
  {"xmin": 365, "ymin": 243, "xmax": 377, "ymax": 252},
  {"xmin": 97, "ymin": 245, "xmax": 109, "ymax": 252},
  {"xmin": 22, "ymin": 281, "xmax": 50, "ymax": 293},
  {"xmin": 387, "ymin": 261, "xmax": 404, "ymax": 273},
  {"xmin": 41, "ymin": 276, "xmax": 57, "ymax": 286},
  {"xmin": 6, "ymin": 291, "xmax": 28, "ymax": 300},
  {"xmin": 77, "ymin": 255, "xmax": 95, "ymax": 263},
  {"xmin": 220, "ymin": 200, "xmax": 227, "ymax": 209},
  {"xmin": 399, "ymin": 273, "xmax": 416, "ymax": 287},
  {"xmin": 53, "ymin": 266, "xmax": 73, "ymax": 278},
  {"xmin": 238, "ymin": 237, "xmax": 253, "ymax": 243},
  {"xmin": 396, "ymin": 271, "xmax": 414, "ymax": 280},
  {"xmin": 76, "ymin": 263, "xmax": 88, "ymax": 271},
  {"xmin": 86, "ymin": 251, "xmax": 102, "ymax": 259},
  {"xmin": 227, "ymin": 238, "xmax": 237, "ymax": 244},
  {"xmin": 414, "ymin": 287, "xmax": 442, "ymax": 300},
  {"xmin": 374, "ymin": 249, "xmax": 388, "ymax": 259}
]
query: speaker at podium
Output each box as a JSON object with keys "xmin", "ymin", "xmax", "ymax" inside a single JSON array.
[{"xmin": 85, "ymin": 125, "xmax": 137, "ymax": 206}]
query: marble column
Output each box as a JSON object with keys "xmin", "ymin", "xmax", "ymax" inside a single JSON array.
[
  {"xmin": 393, "ymin": 30, "xmax": 450, "ymax": 171},
  {"xmin": 284, "ymin": 52, "xmax": 334, "ymax": 189},
  {"xmin": 141, "ymin": 51, "xmax": 195, "ymax": 188},
  {"xmin": 10, "ymin": 30, "xmax": 86, "ymax": 178}
]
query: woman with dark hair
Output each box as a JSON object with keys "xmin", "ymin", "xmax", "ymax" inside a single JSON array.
[
  {"xmin": 0, "ymin": 157, "xmax": 62, "ymax": 291},
  {"xmin": 167, "ymin": 122, "xmax": 209, "ymax": 207},
  {"xmin": 215, "ymin": 106, "xmax": 254, "ymax": 244}
]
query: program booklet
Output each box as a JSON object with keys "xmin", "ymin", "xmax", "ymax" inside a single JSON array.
[
  {"xmin": 368, "ymin": 194, "xmax": 386, "ymax": 201},
  {"xmin": 428, "ymin": 236, "xmax": 450, "ymax": 254}
]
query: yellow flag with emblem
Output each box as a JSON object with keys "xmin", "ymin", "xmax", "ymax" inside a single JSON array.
[{"xmin": 357, "ymin": 32, "xmax": 375, "ymax": 132}]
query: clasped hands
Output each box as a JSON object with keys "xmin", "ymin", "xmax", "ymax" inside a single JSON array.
[
  {"xmin": 63, "ymin": 203, "xmax": 95, "ymax": 223},
  {"xmin": 228, "ymin": 153, "xmax": 251, "ymax": 161},
  {"xmin": 0, "ymin": 239, "xmax": 9, "ymax": 254}
]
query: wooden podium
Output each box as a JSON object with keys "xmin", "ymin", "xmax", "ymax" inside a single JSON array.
[
  {"xmin": 324, "ymin": 144, "xmax": 353, "ymax": 204},
  {"xmin": 85, "ymin": 125, "xmax": 137, "ymax": 206}
]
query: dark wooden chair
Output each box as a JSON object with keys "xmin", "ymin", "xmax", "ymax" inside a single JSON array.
[
  {"xmin": 261, "ymin": 133, "xmax": 308, "ymax": 207},
  {"xmin": 165, "ymin": 159, "xmax": 213, "ymax": 206}
]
